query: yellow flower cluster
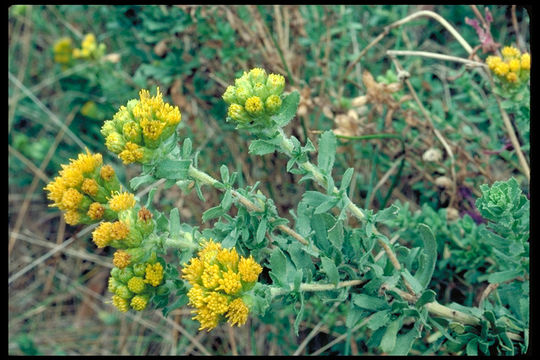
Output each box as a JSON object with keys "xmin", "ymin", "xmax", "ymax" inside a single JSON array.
[
  {"xmin": 486, "ymin": 46, "xmax": 530, "ymax": 86},
  {"xmin": 53, "ymin": 37, "xmax": 73, "ymax": 66},
  {"xmin": 182, "ymin": 239, "xmax": 262, "ymax": 331},
  {"xmin": 91, "ymin": 219, "xmax": 143, "ymax": 249},
  {"xmin": 44, "ymin": 150, "xmax": 121, "ymax": 225},
  {"xmin": 108, "ymin": 253, "xmax": 164, "ymax": 312},
  {"xmin": 101, "ymin": 88, "xmax": 182, "ymax": 164},
  {"xmin": 223, "ymin": 68, "xmax": 285, "ymax": 126},
  {"xmin": 73, "ymin": 33, "xmax": 106, "ymax": 60}
]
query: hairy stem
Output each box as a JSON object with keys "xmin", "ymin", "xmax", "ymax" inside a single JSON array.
[
  {"xmin": 269, "ymin": 279, "xmax": 365, "ymax": 298},
  {"xmin": 274, "ymin": 128, "xmax": 403, "ymax": 272},
  {"xmin": 187, "ymin": 164, "xmax": 309, "ymax": 245}
]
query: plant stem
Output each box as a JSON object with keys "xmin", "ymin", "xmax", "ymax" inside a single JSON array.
[
  {"xmin": 163, "ymin": 230, "xmax": 197, "ymax": 250},
  {"xmin": 274, "ymin": 128, "xmax": 403, "ymax": 271},
  {"xmin": 186, "ymin": 164, "xmax": 309, "ymax": 245},
  {"xmin": 269, "ymin": 279, "xmax": 365, "ymax": 298}
]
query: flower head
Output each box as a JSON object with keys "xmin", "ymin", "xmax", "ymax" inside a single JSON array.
[
  {"xmin": 222, "ymin": 68, "xmax": 287, "ymax": 129},
  {"xmin": 486, "ymin": 46, "xmax": 530, "ymax": 87},
  {"xmin": 108, "ymin": 191, "xmax": 136, "ymax": 212},
  {"xmin": 145, "ymin": 262, "xmax": 164, "ymax": 287},
  {"xmin": 182, "ymin": 239, "xmax": 262, "ymax": 331},
  {"xmin": 102, "ymin": 88, "xmax": 181, "ymax": 165},
  {"xmin": 44, "ymin": 150, "xmax": 121, "ymax": 227}
]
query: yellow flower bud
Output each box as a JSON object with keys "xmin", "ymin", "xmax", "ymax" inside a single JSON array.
[
  {"xmin": 494, "ymin": 62, "xmax": 509, "ymax": 76},
  {"xmin": 113, "ymin": 249, "xmax": 131, "ymax": 269},
  {"xmin": 100, "ymin": 165, "xmax": 116, "ymax": 181},
  {"xmin": 127, "ymin": 276, "xmax": 146, "ymax": 294},
  {"xmin": 130, "ymin": 295, "xmax": 148, "ymax": 311},
  {"xmin": 508, "ymin": 58, "xmax": 521, "ymax": 73},
  {"xmin": 112, "ymin": 294, "xmax": 129, "ymax": 312},
  {"xmin": 245, "ymin": 96, "xmax": 264, "ymax": 116},
  {"xmin": 118, "ymin": 142, "xmax": 144, "ymax": 164},
  {"xmin": 144, "ymin": 262, "xmax": 164, "ymax": 287},
  {"xmin": 521, "ymin": 53, "xmax": 530, "ymax": 71},
  {"xmin": 64, "ymin": 210, "xmax": 80, "ymax": 225},
  {"xmin": 81, "ymin": 178, "xmax": 99, "ymax": 197},
  {"xmin": 222, "ymin": 85, "xmax": 237, "ymax": 104},
  {"xmin": 501, "ymin": 46, "xmax": 520, "ymax": 59},
  {"xmin": 60, "ymin": 188, "xmax": 83, "ymax": 211},
  {"xmin": 506, "ymin": 72, "xmax": 518, "ymax": 83},
  {"xmin": 105, "ymin": 132, "xmax": 126, "ymax": 154},
  {"xmin": 87, "ymin": 202, "xmax": 105, "ymax": 221}
]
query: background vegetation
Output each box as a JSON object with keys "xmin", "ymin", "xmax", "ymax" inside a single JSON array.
[{"xmin": 8, "ymin": 5, "xmax": 529, "ymax": 355}]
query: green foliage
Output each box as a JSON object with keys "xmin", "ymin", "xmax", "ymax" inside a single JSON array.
[{"xmin": 10, "ymin": 4, "xmax": 529, "ymax": 356}]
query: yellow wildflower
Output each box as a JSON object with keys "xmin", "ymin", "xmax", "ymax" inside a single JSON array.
[
  {"xmin": 216, "ymin": 268, "xmax": 242, "ymax": 295},
  {"xmin": 87, "ymin": 202, "xmax": 105, "ymax": 220},
  {"xmin": 182, "ymin": 240, "xmax": 262, "ymax": 331},
  {"xmin": 127, "ymin": 276, "xmax": 146, "ymax": 294},
  {"xmin": 81, "ymin": 178, "xmax": 99, "ymax": 197},
  {"xmin": 145, "ymin": 262, "xmax": 164, "ymax": 287},
  {"xmin": 486, "ymin": 55, "xmax": 502, "ymax": 70},
  {"xmin": 118, "ymin": 142, "xmax": 144, "ymax": 164},
  {"xmin": 140, "ymin": 118, "xmax": 166, "ymax": 141},
  {"xmin": 109, "ymin": 221, "xmax": 130, "ymax": 240},
  {"xmin": 92, "ymin": 222, "xmax": 113, "ymax": 248},
  {"xmin": 60, "ymin": 188, "xmax": 83, "ymax": 211},
  {"xmin": 100, "ymin": 164, "xmax": 116, "ymax": 181},
  {"xmin": 108, "ymin": 191, "xmax": 136, "ymax": 212},
  {"xmin": 204, "ymin": 291, "xmax": 229, "ymax": 315},
  {"xmin": 112, "ymin": 294, "xmax": 129, "ymax": 312},
  {"xmin": 226, "ymin": 298, "xmax": 249, "ymax": 327},
  {"xmin": 130, "ymin": 295, "xmax": 148, "ymax": 311},
  {"xmin": 192, "ymin": 306, "xmax": 220, "ymax": 331},
  {"xmin": 74, "ymin": 150, "xmax": 103, "ymax": 174},
  {"xmin": 201, "ymin": 263, "xmax": 221, "ymax": 289},
  {"xmin": 198, "ymin": 239, "xmax": 222, "ymax": 262},
  {"xmin": 187, "ymin": 285, "xmax": 206, "ymax": 308},
  {"xmin": 113, "ymin": 249, "xmax": 131, "ymax": 269},
  {"xmin": 216, "ymin": 248, "xmax": 239, "ymax": 270},
  {"xmin": 53, "ymin": 37, "xmax": 73, "ymax": 64},
  {"xmin": 44, "ymin": 177, "xmax": 67, "ymax": 205},
  {"xmin": 494, "ymin": 62, "xmax": 509, "ymax": 76},
  {"xmin": 501, "ymin": 46, "xmax": 520, "ymax": 59},
  {"xmin": 64, "ymin": 210, "xmax": 80, "ymax": 225},
  {"xmin": 238, "ymin": 256, "xmax": 263, "ymax": 283},
  {"xmin": 506, "ymin": 72, "xmax": 518, "ymax": 83},
  {"xmin": 59, "ymin": 164, "xmax": 84, "ymax": 188},
  {"xmin": 521, "ymin": 53, "xmax": 530, "ymax": 71},
  {"xmin": 245, "ymin": 96, "xmax": 264, "ymax": 115},
  {"xmin": 508, "ymin": 58, "xmax": 521, "ymax": 73},
  {"xmin": 182, "ymin": 257, "xmax": 205, "ymax": 284}
]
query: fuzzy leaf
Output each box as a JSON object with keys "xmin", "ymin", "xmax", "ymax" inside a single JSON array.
[
  {"xmin": 414, "ymin": 224, "xmax": 437, "ymax": 289},
  {"xmin": 249, "ymin": 139, "xmax": 280, "ymax": 155},
  {"xmin": 272, "ymin": 90, "xmax": 300, "ymax": 127},
  {"xmin": 130, "ymin": 174, "xmax": 155, "ymax": 190},
  {"xmin": 352, "ymin": 294, "xmax": 388, "ymax": 311},
  {"xmin": 154, "ymin": 159, "xmax": 192, "ymax": 180},
  {"xmin": 202, "ymin": 205, "xmax": 224, "ymax": 222},
  {"xmin": 380, "ymin": 317, "xmax": 403, "ymax": 353},
  {"xmin": 168, "ymin": 208, "xmax": 181, "ymax": 235},
  {"xmin": 321, "ymin": 256, "xmax": 339, "ymax": 285},
  {"xmin": 318, "ymin": 130, "xmax": 336, "ymax": 174},
  {"xmin": 269, "ymin": 247, "xmax": 287, "ymax": 286}
]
